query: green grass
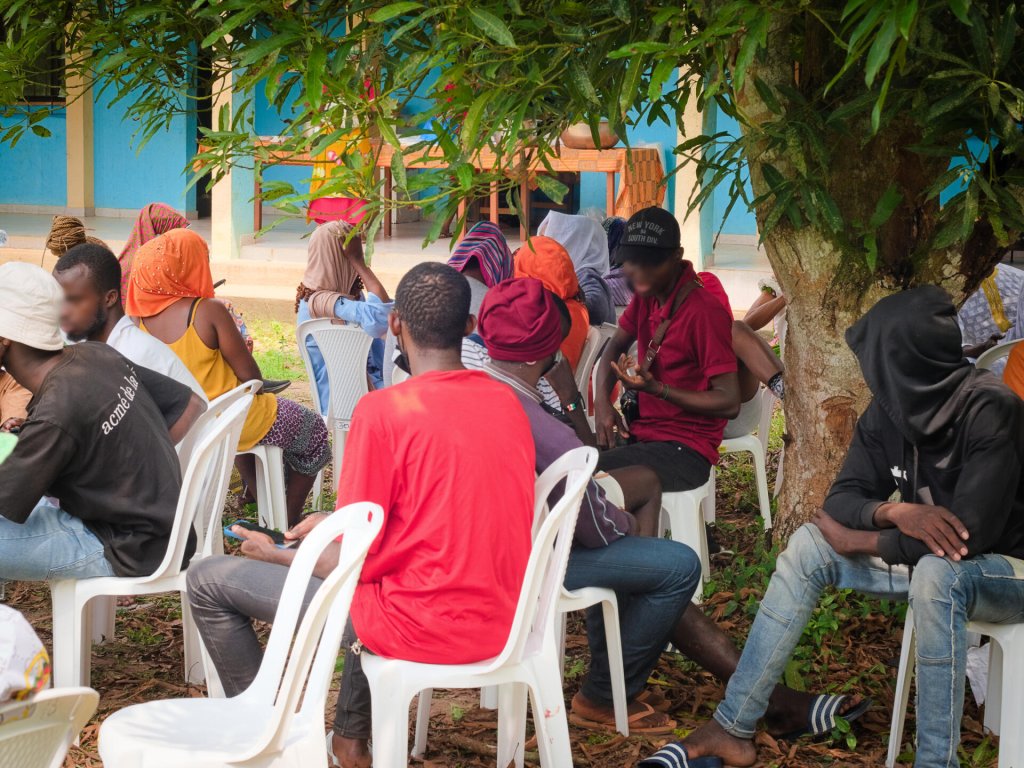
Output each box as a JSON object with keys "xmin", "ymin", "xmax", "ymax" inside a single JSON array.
[{"xmin": 248, "ymin": 318, "xmax": 307, "ymax": 381}]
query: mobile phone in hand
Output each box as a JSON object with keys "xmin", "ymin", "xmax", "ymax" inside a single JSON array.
[{"xmin": 224, "ymin": 520, "xmax": 298, "ymax": 549}]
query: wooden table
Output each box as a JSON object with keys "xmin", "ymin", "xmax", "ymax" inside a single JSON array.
[{"xmin": 252, "ymin": 139, "xmax": 665, "ymax": 237}]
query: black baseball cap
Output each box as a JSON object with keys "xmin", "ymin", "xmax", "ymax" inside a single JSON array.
[{"xmin": 613, "ymin": 207, "xmax": 681, "ymax": 265}]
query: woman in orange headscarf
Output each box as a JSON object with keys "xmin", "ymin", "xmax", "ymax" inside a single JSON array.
[
  {"xmin": 514, "ymin": 236, "xmax": 590, "ymax": 370},
  {"xmin": 127, "ymin": 229, "xmax": 330, "ymax": 527}
]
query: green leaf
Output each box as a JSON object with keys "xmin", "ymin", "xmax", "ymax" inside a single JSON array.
[
  {"xmin": 460, "ymin": 91, "xmax": 492, "ymax": 150},
  {"xmin": 987, "ymin": 82, "xmax": 1001, "ymax": 114},
  {"xmin": 30, "ymin": 124, "xmax": 50, "ymax": 138},
  {"xmin": 305, "ymin": 44, "xmax": 327, "ymax": 112},
  {"xmin": 368, "ymin": 2, "xmax": 422, "ymax": 23},
  {"xmin": 390, "ymin": 151, "xmax": 408, "ymax": 195},
  {"xmin": 865, "ymin": 18, "xmax": 899, "ymax": 86},
  {"xmin": 864, "ymin": 232, "xmax": 878, "ymax": 271},
  {"xmin": 535, "ymin": 174, "xmax": 568, "ymax": 204},
  {"xmin": 869, "ymin": 183, "xmax": 902, "ymax": 229},
  {"xmin": 569, "ymin": 59, "xmax": 600, "ymax": 106},
  {"xmin": 468, "ymin": 7, "xmax": 515, "ymax": 47},
  {"xmin": 454, "ymin": 162, "xmax": 474, "ymax": 191},
  {"xmin": 752, "ymin": 78, "xmax": 781, "ymax": 114}
]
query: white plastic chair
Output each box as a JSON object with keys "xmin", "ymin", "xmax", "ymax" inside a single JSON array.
[
  {"xmin": 702, "ymin": 388, "xmax": 774, "ymax": 530},
  {"xmin": 976, "ymin": 338, "xmax": 1023, "ymax": 371},
  {"xmin": 49, "ymin": 392, "xmax": 252, "ymax": 689},
  {"xmin": 366, "ymin": 447, "xmax": 597, "ymax": 768},
  {"xmin": 0, "ymin": 687, "xmax": 99, "ymax": 768},
  {"xmin": 296, "ymin": 320, "xmax": 375, "ymax": 515},
  {"xmin": 661, "ymin": 477, "xmax": 715, "ymax": 601},
  {"xmin": 577, "ymin": 324, "xmax": 617, "ymax": 427},
  {"xmin": 887, "ymin": 606, "xmax": 1024, "ymax": 768},
  {"xmin": 97, "ymin": 502, "xmax": 383, "ymax": 768}
]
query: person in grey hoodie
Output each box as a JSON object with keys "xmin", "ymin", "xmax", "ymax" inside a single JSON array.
[{"xmin": 643, "ymin": 285, "xmax": 1024, "ymax": 768}]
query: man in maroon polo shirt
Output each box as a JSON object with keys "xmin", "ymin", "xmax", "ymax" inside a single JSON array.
[{"xmin": 594, "ymin": 207, "xmax": 740, "ymax": 493}]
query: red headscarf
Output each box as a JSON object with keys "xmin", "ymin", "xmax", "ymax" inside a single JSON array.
[
  {"xmin": 514, "ymin": 237, "xmax": 590, "ymax": 370},
  {"xmin": 125, "ymin": 229, "xmax": 215, "ymax": 318},
  {"xmin": 477, "ymin": 278, "xmax": 563, "ymax": 362}
]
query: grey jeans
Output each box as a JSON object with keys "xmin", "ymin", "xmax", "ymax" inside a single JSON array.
[{"xmin": 186, "ymin": 555, "xmax": 372, "ymax": 739}]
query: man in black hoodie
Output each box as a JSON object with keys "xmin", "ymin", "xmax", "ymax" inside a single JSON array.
[{"xmin": 641, "ymin": 286, "xmax": 1024, "ymax": 768}]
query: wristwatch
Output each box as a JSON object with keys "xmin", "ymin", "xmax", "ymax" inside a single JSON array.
[{"xmin": 563, "ymin": 393, "xmax": 585, "ymax": 413}]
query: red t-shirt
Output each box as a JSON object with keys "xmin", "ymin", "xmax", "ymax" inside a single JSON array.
[
  {"xmin": 338, "ymin": 369, "xmax": 535, "ymax": 664},
  {"xmin": 619, "ymin": 263, "xmax": 738, "ymax": 464}
]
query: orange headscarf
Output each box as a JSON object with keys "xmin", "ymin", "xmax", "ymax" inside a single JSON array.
[
  {"xmin": 1004, "ymin": 344, "xmax": 1024, "ymax": 400},
  {"xmin": 125, "ymin": 228, "xmax": 215, "ymax": 318},
  {"xmin": 514, "ymin": 236, "xmax": 590, "ymax": 370}
]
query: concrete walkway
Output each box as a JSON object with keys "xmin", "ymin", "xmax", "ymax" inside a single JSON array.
[{"xmin": 0, "ymin": 211, "xmax": 773, "ymax": 321}]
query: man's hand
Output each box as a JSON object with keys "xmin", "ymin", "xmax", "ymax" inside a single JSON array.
[
  {"xmin": 812, "ymin": 510, "xmax": 879, "ymax": 558},
  {"xmin": 594, "ymin": 402, "xmax": 629, "ymax": 449},
  {"xmin": 0, "ymin": 418, "xmax": 24, "ymax": 433},
  {"xmin": 284, "ymin": 512, "xmax": 328, "ymax": 544},
  {"xmin": 542, "ymin": 357, "xmax": 579, "ymax": 405},
  {"xmin": 610, "ymin": 354, "xmax": 657, "ymax": 394},
  {"xmin": 877, "ymin": 503, "xmax": 969, "ymax": 560},
  {"xmin": 964, "ymin": 333, "xmax": 1004, "ymax": 360},
  {"xmin": 231, "ymin": 525, "xmax": 282, "ymax": 563}
]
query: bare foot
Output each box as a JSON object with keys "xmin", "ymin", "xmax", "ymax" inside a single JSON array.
[
  {"xmin": 764, "ymin": 690, "xmax": 865, "ymax": 738},
  {"xmin": 682, "ymin": 719, "xmax": 757, "ymax": 767},
  {"xmin": 331, "ymin": 733, "xmax": 371, "ymax": 768}
]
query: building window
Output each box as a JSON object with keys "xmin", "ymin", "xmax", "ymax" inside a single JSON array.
[{"xmin": 0, "ymin": 25, "xmax": 65, "ymax": 104}]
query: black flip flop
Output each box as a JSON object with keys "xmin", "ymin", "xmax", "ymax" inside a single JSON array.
[
  {"xmin": 638, "ymin": 743, "xmax": 723, "ymax": 768},
  {"xmin": 777, "ymin": 694, "xmax": 872, "ymax": 741}
]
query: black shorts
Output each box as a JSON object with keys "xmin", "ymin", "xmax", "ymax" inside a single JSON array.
[{"xmin": 597, "ymin": 440, "xmax": 712, "ymax": 492}]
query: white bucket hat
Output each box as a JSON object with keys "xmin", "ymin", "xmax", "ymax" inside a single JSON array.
[{"xmin": 0, "ymin": 262, "xmax": 64, "ymax": 352}]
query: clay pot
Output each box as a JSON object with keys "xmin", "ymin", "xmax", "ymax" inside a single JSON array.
[{"xmin": 559, "ymin": 120, "xmax": 619, "ymax": 149}]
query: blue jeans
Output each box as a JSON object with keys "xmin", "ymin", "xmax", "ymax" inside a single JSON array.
[
  {"xmin": 0, "ymin": 500, "xmax": 116, "ymax": 580},
  {"xmin": 909, "ymin": 554, "xmax": 1024, "ymax": 767},
  {"xmin": 715, "ymin": 524, "xmax": 1024, "ymax": 768},
  {"xmin": 565, "ymin": 536, "xmax": 701, "ymax": 706}
]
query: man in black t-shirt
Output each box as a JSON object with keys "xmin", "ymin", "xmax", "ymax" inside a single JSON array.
[{"xmin": 0, "ymin": 263, "xmax": 205, "ymax": 579}]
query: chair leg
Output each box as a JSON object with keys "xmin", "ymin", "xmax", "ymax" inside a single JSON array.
[
  {"xmin": 984, "ymin": 640, "xmax": 1004, "ymax": 735},
  {"xmin": 526, "ymin": 661, "xmax": 574, "ymax": 768},
  {"xmin": 663, "ymin": 492, "xmax": 707, "ymax": 599},
  {"xmin": 412, "ymin": 688, "xmax": 432, "ymax": 759},
  {"xmin": 600, "ymin": 599, "xmax": 629, "ymax": 737},
  {"xmin": 180, "ymin": 593, "xmax": 206, "ymax": 686},
  {"xmin": 886, "ymin": 613, "xmax": 916, "ymax": 768},
  {"xmin": 995, "ymin": 644, "xmax": 1023, "ymax": 768},
  {"xmin": 250, "ymin": 452, "xmax": 273, "ymax": 529},
  {"xmin": 50, "ymin": 582, "xmax": 87, "ymax": 689},
  {"xmin": 751, "ymin": 446, "xmax": 773, "ymax": 530},
  {"xmin": 369, "ymin": 677, "xmax": 414, "ymax": 768},
  {"xmin": 89, "ymin": 595, "xmax": 115, "ymax": 645},
  {"xmin": 497, "ymin": 682, "xmax": 528, "ymax": 768},
  {"xmin": 480, "ymin": 685, "xmax": 499, "ymax": 709},
  {"xmin": 701, "ymin": 468, "xmax": 716, "ymax": 524}
]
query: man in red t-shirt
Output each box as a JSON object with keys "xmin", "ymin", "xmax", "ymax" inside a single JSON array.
[
  {"xmin": 594, "ymin": 206, "xmax": 740, "ymax": 492},
  {"xmin": 188, "ymin": 263, "xmax": 535, "ymax": 768}
]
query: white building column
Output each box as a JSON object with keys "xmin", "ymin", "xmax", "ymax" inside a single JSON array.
[
  {"xmin": 674, "ymin": 72, "xmax": 705, "ymax": 270},
  {"xmin": 209, "ymin": 68, "xmax": 254, "ymax": 260}
]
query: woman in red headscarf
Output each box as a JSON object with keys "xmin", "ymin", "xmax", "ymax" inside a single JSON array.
[{"xmin": 513, "ymin": 237, "xmax": 590, "ymax": 371}]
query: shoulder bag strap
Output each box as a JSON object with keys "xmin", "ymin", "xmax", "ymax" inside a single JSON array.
[{"xmin": 639, "ymin": 277, "xmax": 702, "ymax": 374}]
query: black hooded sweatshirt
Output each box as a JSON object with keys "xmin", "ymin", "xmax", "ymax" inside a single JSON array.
[{"xmin": 824, "ymin": 285, "xmax": 1024, "ymax": 566}]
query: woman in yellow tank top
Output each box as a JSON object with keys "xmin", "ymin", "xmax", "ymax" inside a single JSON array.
[{"xmin": 126, "ymin": 229, "xmax": 330, "ymax": 527}]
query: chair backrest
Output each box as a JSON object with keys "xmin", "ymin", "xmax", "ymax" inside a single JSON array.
[
  {"xmin": 491, "ymin": 447, "xmax": 596, "ymax": 670},
  {"xmin": 175, "ymin": 380, "xmax": 261, "ymax": 471},
  {"xmin": 296, "ymin": 319, "xmax": 374, "ymax": 428},
  {"xmin": 143, "ymin": 394, "xmax": 253, "ymax": 581},
  {"xmin": 0, "ymin": 687, "xmax": 98, "ymax": 768},
  {"xmin": 976, "ymin": 338, "xmax": 1022, "ymax": 370},
  {"xmin": 234, "ymin": 503, "xmax": 383, "ymax": 761},
  {"xmin": 574, "ymin": 323, "xmax": 617, "ymax": 393}
]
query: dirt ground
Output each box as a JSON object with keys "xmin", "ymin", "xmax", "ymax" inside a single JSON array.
[{"xmin": 8, "ymin": 381, "xmax": 999, "ymax": 767}]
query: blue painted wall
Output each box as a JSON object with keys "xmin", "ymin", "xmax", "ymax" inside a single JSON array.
[
  {"xmin": 705, "ymin": 105, "xmax": 758, "ymax": 238},
  {"xmin": 253, "ymin": 82, "xmax": 309, "ymax": 192},
  {"xmin": 93, "ymin": 87, "xmax": 195, "ymax": 212},
  {"xmin": 0, "ymin": 109, "xmax": 67, "ymax": 206}
]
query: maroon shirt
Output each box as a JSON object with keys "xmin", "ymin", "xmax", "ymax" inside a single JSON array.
[{"xmin": 619, "ymin": 262, "xmax": 737, "ymax": 464}]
